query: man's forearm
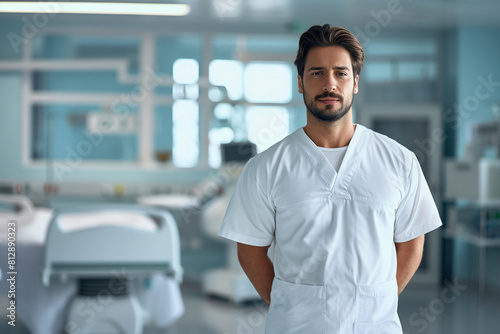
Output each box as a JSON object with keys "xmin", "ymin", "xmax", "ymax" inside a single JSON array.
[
  {"xmin": 237, "ymin": 243, "xmax": 275, "ymax": 305},
  {"xmin": 395, "ymin": 235, "xmax": 425, "ymax": 295}
]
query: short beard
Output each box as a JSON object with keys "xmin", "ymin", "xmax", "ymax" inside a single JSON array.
[{"xmin": 304, "ymin": 91, "xmax": 353, "ymax": 123}]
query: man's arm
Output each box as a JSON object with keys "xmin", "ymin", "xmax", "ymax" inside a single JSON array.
[
  {"xmin": 237, "ymin": 243, "xmax": 275, "ymax": 305},
  {"xmin": 395, "ymin": 234, "xmax": 425, "ymax": 295}
]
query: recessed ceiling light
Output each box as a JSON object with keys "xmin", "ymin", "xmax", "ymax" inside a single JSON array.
[{"xmin": 0, "ymin": 2, "xmax": 191, "ymax": 16}]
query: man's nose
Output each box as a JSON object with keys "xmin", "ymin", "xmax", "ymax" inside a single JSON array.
[{"xmin": 323, "ymin": 74, "xmax": 336, "ymax": 91}]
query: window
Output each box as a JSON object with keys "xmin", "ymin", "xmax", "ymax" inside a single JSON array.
[
  {"xmin": 17, "ymin": 33, "xmax": 297, "ymax": 170},
  {"xmin": 173, "ymin": 58, "xmax": 199, "ymax": 84},
  {"xmin": 208, "ymin": 60, "xmax": 293, "ymax": 166},
  {"xmin": 361, "ymin": 36, "xmax": 439, "ymax": 102},
  {"xmin": 244, "ymin": 63, "xmax": 292, "ymax": 103},
  {"xmin": 363, "ymin": 37, "xmax": 438, "ymax": 82},
  {"xmin": 209, "ymin": 60, "xmax": 243, "ymax": 101},
  {"xmin": 31, "ymin": 104, "xmax": 138, "ymax": 161},
  {"xmin": 171, "ymin": 59, "xmax": 200, "ymax": 167},
  {"xmin": 246, "ymin": 106, "xmax": 289, "ymax": 153},
  {"xmin": 172, "ymin": 100, "xmax": 199, "ymax": 168}
]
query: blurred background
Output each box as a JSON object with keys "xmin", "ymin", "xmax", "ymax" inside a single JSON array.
[{"xmin": 0, "ymin": 0, "xmax": 499, "ymax": 333}]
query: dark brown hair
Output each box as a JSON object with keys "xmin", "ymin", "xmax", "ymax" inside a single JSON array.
[{"xmin": 294, "ymin": 24, "xmax": 365, "ymax": 78}]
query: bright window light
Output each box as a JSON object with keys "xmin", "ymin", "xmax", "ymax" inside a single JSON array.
[
  {"xmin": 173, "ymin": 100, "xmax": 199, "ymax": 167},
  {"xmin": 246, "ymin": 106, "xmax": 289, "ymax": 153},
  {"xmin": 209, "ymin": 60, "xmax": 243, "ymax": 101},
  {"xmin": 208, "ymin": 87, "xmax": 225, "ymax": 102},
  {"xmin": 173, "ymin": 59, "xmax": 199, "ymax": 84},
  {"xmin": 173, "ymin": 83, "xmax": 199, "ymax": 100},
  {"xmin": 244, "ymin": 63, "xmax": 292, "ymax": 103},
  {"xmin": 0, "ymin": 2, "xmax": 191, "ymax": 16},
  {"xmin": 214, "ymin": 103, "xmax": 233, "ymax": 120}
]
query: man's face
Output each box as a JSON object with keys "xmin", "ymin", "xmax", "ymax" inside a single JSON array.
[{"xmin": 298, "ymin": 46, "xmax": 359, "ymax": 123}]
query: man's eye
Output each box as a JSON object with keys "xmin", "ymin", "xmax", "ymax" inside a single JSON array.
[
  {"xmin": 311, "ymin": 72, "xmax": 322, "ymax": 76},
  {"xmin": 337, "ymin": 72, "xmax": 347, "ymax": 77}
]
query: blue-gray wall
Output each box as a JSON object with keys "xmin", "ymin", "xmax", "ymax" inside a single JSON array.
[
  {"xmin": 456, "ymin": 27, "xmax": 500, "ymax": 157},
  {"xmin": 0, "ymin": 74, "xmax": 24, "ymax": 178},
  {"xmin": 453, "ymin": 26, "xmax": 500, "ymax": 291}
]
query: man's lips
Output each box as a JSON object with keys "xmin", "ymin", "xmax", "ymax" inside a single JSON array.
[
  {"xmin": 318, "ymin": 98, "xmax": 341, "ymax": 104},
  {"xmin": 316, "ymin": 93, "xmax": 342, "ymax": 105}
]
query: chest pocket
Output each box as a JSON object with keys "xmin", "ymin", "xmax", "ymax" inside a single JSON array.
[
  {"xmin": 265, "ymin": 278, "xmax": 326, "ymax": 334},
  {"xmin": 348, "ymin": 161, "xmax": 403, "ymax": 209}
]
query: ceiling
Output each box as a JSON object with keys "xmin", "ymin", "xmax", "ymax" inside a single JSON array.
[{"xmin": 1, "ymin": 0, "xmax": 500, "ymax": 33}]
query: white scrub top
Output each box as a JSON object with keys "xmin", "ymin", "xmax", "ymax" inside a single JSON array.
[{"xmin": 219, "ymin": 124, "xmax": 442, "ymax": 334}]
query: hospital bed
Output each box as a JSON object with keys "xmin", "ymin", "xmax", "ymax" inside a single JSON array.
[
  {"xmin": 0, "ymin": 194, "xmax": 34, "ymax": 232},
  {"xmin": 0, "ymin": 194, "xmax": 58, "ymax": 332},
  {"xmin": 42, "ymin": 205, "xmax": 184, "ymax": 334},
  {"xmin": 0, "ymin": 194, "xmax": 52, "ymax": 243},
  {"xmin": 0, "ymin": 197, "xmax": 184, "ymax": 334}
]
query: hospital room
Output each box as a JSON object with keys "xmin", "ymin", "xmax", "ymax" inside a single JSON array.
[{"xmin": 0, "ymin": 0, "xmax": 499, "ymax": 333}]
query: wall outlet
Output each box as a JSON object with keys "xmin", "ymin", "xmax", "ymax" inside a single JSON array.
[{"xmin": 87, "ymin": 113, "xmax": 137, "ymax": 135}]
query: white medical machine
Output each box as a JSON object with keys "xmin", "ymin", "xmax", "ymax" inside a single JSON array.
[
  {"xmin": 200, "ymin": 184, "xmax": 261, "ymax": 303},
  {"xmin": 445, "ymin": 159, "xmax": 500, "ymax": 205},
  {"xmin": 200, "ymin": 142, "xmax": 261, "ymax": 303},
  {"xmin": 42, "ymin": 205, "xmax": 183, "ymax": 334},
  {"xmin": 445, "ymin": 121, "xmax": 500, "ymax": 204}
]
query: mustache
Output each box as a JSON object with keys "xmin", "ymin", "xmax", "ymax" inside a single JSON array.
[{"xmin": 315, "ymin": 92, "xmax": 343, "ymax": 100}]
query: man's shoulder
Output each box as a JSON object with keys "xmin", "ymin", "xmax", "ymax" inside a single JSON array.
[
  {"xmin": 363, "ymin": 125, "xmax": 414, "ymax": 155},
  {"xmin": 245, "ymin": 129, "xmax": 301, "ymax": 179},
  {"xmin": 360, "ymin": 125, "xmax": 415, "ymax": 169},
  {"xmin": 251, "ymin": 129, "xmax": 300, "ymax": 162}
]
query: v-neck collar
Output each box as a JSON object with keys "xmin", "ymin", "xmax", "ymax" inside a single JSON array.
[{"xmin": 293, "ymin": 124, "xmax": 369, "ymax": 196}]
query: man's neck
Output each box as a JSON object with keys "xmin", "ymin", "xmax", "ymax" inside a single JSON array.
[{"xmin": 303, "ymin": 115, "xmax": 356, "ymax": 148}]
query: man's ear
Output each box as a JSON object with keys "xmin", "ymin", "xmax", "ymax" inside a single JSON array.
[
  {"xmin": 298, "ymin": 74, "xmax": 303, "ymax": 94},
  {"xmin": 353, "ymin": 74, "xmax": 359, "ymax": 94}
]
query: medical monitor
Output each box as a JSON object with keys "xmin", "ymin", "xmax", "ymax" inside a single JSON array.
[{"xmin": 220, "ymin": 142, "xmax": 256, "ymax": 164}]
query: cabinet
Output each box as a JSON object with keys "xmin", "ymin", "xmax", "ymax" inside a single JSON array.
[{"xmin": 445, "ymin": 203, "xmax": 500, "ymax": 297}]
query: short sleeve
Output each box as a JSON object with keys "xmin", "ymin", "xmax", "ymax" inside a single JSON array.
[
  {"xmin": 218, "ymin": 158, "xmax": 275, "ymax": 246},
  {"xmin": 394, "ymin": 153, "xmax": 442, "ymax": 243}
]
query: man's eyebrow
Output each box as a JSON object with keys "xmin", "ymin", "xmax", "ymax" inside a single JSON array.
[
  {"xmin": 307, "ymin": 66, "xmax": 325, "ymax": 72},
  {"xmin": 306, "ymin": 66, "xmax": 351, "ymax": 72},
  {"xmin": 333, "ymin": 66, "xmax": 350, "ymax": 71}
]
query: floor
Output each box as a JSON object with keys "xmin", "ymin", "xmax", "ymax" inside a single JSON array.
[{"xmin": 2, "ymin": 281, "xmax": 499, "ymax": 334}]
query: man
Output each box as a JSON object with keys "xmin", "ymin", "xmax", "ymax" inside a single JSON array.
[{"xmin": 219, "ymin": 24, "xmax": 442, "ymax": 334}]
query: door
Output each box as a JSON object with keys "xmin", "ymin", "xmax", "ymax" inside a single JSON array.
[{"xmin": 357, "ymin": 103, "xmax": 442, "ymax": 285}]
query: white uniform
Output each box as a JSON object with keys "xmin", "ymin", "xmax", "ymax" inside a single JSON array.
[{"xmin": 219, "ymin": 124, "xmax": 442, "ymax": 334}]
